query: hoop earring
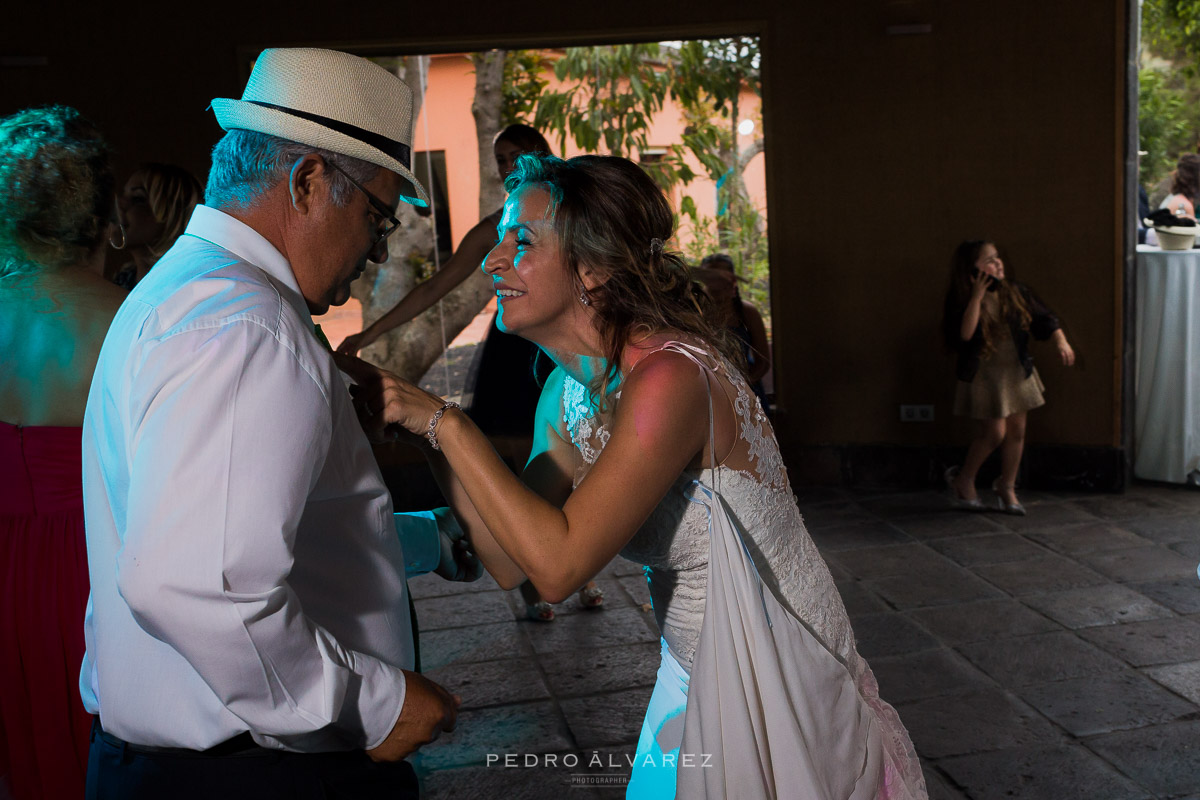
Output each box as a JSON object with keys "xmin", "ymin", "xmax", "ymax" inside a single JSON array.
[{"xmin": 110, "ymin": 225, "xmax": 126, "ymax": 250}]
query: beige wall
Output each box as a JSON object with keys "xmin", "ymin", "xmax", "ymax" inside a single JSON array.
[{"xmin": 1, "ymin": 0, "xmax": 1128, "ymax": 459}]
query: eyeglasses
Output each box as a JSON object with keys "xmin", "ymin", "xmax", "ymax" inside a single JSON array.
[{"xmin": 326, "ymin": 160, "xmax": 402, "ymax": 246}]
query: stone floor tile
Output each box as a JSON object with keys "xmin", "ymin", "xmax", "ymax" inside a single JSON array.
[
  {"xmin": 1018, "ymin": 671, "xmax": 1197, "ymax": 736},
  {"xmin": 1085, "ymin": 720, "xmax": 1200, "ymax": 796},
  {"xmin": 937, "ymin": 744, "xmax": 1152, "ymax": 800},
  {"xmin": 835, "ymin": 579, "xmax": 890, "ymax": 617},
  {"xmin": 826, "ymin": 543, "xmax": 954, "ymax": 580},
  {"xmin": 616, "ymin": 575, "xmax": 651, "ymax": 608},
  {"xmin": 1020, "ymin": 584, "xmax": 1174, "ymax": 629},
  {"xmin": 808, "ymin": 521, "xmax": 911, "ymax": 552},
  {"xmin": 1118, "ymin": 513, "xmax": 1200, "ymax": 545},
  {"xmin": 1024, "ymin": 522, "xmax": 1153, "ymax": 555},
  {"xmin": 1172, "ymin": 540, "xmax": 1200, "ymax": 561},
  {"xmin": 993, "ymin": 503, "xmax": 1101, "ymax": 531},
  {"xmin": 415, "ymin": 590, "xmax": 515, "ymax": 631},
  {"xmin": 422, "ymin": 657, "xmax": 551, "ymax": 710},
  {"xmin": 869, "ymin": 648, "xmax": 993, "ymax": 704},
  {"xmin": 887, "ymin": 512, "xmax": 1009, "ymax": 541},
  {"xmin": 792, "ymin": 485, "xmax": 853, "ymax": 505},
  {"xmin": 538, "ymin": 642, "xmax": 661, "ymax": 697},
  {"xmin": 1076, "ymin": 546, "xmax": 1200, "ymax": 582},
  {"xmin": 867, "ymin": 562, "xmax": 1004, "ymax": 608},
  {"xmin": 1133, "ymin": 578, "xmax": 1200, "ymax": 614},
  {"xmin": 1072, "ymin": 494, "xmax": 1189, "ymax": 521},
  {"xmin": 1078, "ymin": 617, "xmax": 1200, "ymax": 667},
  {"xmin": 929, "ymin": 533, "xmax": 1048, "ymax": 566},
  {"xmin": 797, "ymin": 502, "xmax": 877, "ymax": 530},
  {"xmin": 420, "ymin": 621, "xmax": 533, "ymax": 670},
  {"xmin": 409, "ymin": 569, "xmax": 503, "ymax": 599},
  {"xmin": 412, "ymin": 701, "xmax": 574, "ymax": 770},
  {"xmin": 923, "ymin": 768, "xmax": 970, "ymax": 800},
  {"xmin": 957, "ymin": 631, "xmax": 1125, "ymax": 686},
  {"xmin": 895, "ymin": 688, "xmax": 1058, "ymax": 759},
  {"xmin": 560, "ymin": 687, "xmax": 653, "ymax": 749},
  {"xmin": 522, "ymin": 606, "xmax": 659, "ymax": 655},
  {"xmin": 906, "ymin": 599, "xmax": 1060, "ymax": 643},
  {"xmin": 850, "ymin": 612, "xmax": 940, "ymax": 658},
  {"xmin": 857, "ymin": 491, "xmax": 955, "ymax": 518},
  {"xmin": 972, "ymin": 554, "xmax": 1108, "ymax": 596},
  {"xmin": 1145, "ymin": 660, "xmax": 1200, "ymax": 704}
]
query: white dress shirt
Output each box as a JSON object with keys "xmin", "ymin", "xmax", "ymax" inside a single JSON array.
[{"xmin": 81, "ymin": 205, "xmax": 439, "ymax": 751}]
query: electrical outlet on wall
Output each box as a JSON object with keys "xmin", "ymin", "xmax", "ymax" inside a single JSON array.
[{"xmin": 899, "ymin": 404, "xmax": 935, "ymax": 422}]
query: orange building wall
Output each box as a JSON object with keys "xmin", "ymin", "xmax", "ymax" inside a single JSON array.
[{"xmin": 415, "ymin": 52, "xmax": 765, "ymax": 252}]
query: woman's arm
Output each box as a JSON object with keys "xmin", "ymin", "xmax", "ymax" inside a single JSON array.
[
  {"xmin": 958, "ymin": 270, "xmax": 992, "ymax": 341},
  {"xmin": 343, "ymin": 351, "xmax": 711, "ymax": 603},
  {"xmin": 422, "ymin": 368, "xmax": 578, "ymax": 590},
  {"xmin": 739, "ymin": 301, "xmax": 771, "ymax": 383},
  {"xmin": 337, "ymin": 217, "xmax": 499, "ymax": 354}
]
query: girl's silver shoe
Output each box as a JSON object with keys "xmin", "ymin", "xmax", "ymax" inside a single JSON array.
[
  {"xmin": 945, "ymin": 467, "xmax": 984, "ymax": 511},
  {"xmin": 991, "ymin": 480, "xmax": 1027, "ymax": 516}
]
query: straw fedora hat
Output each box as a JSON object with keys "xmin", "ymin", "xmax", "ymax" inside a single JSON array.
[{"xmin": 211, "ymin": 48, "xmax": 429, "ymax": 207}]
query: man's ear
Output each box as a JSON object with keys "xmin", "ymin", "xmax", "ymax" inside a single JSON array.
[{"xmin": 288, "ymin": 154, "xmax": 326, "ymax": 215}]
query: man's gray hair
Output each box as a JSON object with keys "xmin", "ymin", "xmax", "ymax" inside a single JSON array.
[{"xmin": 205, "ymin": 129, "xmax": 381, "ymax": 210}]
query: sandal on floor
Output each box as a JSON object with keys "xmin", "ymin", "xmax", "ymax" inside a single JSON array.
[
  {"xmin": 525, "ymin": 601, "xmax": 555, "ymax": 622},
  {"xmin": 991, "ymin": 480, "xmax": 1026, "ymax": 516},
  {"xmin": 944, "ymin": 466, "xmax": 984, "ymax": 511},
  {"xmin": 578, "ymin": 584, "xmax": 605, "ymax": 610}
]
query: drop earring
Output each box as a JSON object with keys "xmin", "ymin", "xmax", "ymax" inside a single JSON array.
[{"xmin": 579, "ymin": 288, "xmax": 591, "ymax": 307}]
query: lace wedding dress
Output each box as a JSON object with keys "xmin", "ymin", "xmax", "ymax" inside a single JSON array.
[{"xmin": 561, "ymin": 342, "xmax": 927, "ymax": 800}]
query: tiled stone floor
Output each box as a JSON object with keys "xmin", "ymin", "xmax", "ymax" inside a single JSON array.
[{"xmin": 405, "ymin": 483, "xmax": 1200, "ymax": 799}]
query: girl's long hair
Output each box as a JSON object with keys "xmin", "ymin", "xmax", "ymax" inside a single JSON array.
[
  {"xmin": 504, "ymin": 153, "xmax": 739, "ymax": 399},
  {"xmin": 942, "ymin": 239, "xmax": 1031, "ymax": 359}
]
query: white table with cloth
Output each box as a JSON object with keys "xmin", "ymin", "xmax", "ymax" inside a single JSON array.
[{"xmin": 1134, "ymin": 244, "xmax": 1200, "ymax": 483}]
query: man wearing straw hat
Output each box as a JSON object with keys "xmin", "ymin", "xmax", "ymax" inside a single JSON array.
[{"xmin": 81, "ymin": 48, "xmax": 466, "ymax": 798}]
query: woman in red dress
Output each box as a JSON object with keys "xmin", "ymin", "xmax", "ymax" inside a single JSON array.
[{"xmin": 0, "ymin": 106, "xmax": 126, "ymax": 799}]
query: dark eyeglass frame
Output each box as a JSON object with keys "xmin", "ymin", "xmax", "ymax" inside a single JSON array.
[{"xmin": 325, "ymin": 160, "xmax": 402, "ymax": 245}]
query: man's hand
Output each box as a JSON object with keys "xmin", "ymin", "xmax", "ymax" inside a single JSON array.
[
  {"xmin": 333, "ymin": 352, "xmax": 444, "ymax": 443},
  {"xmin": 336, "ymin": 331, "xmax": 373, "ymax": 356},
  {"xmin": 366, "ymin": 671, "xmax": 460, "ymax": 762},
  {"xmin": 435, "ymin": 519, "xmax": 483, "ymax": 582}
]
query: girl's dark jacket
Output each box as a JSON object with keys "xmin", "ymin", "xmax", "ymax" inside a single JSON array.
[{"xmin": 943, "ymin": 282, "xmax": 1061, "ymax": 383}]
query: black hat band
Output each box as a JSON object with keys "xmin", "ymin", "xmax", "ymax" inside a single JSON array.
[{"xmin": 247, "ymin": 101, "xmax": 412, "ymax": 169}]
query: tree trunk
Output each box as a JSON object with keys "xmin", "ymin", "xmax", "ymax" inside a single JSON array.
[
  {"xmin": 351, "ymin": 53, "xmax": 503, "ymax": 384},
  {"xmin": 472, "ymin": 50, "xmax": 506, "ymax": 217}
]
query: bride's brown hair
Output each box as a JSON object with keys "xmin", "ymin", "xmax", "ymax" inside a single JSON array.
[{"xmin": 505, "ymin": 154, "xmax": 741, "ymax": 398}]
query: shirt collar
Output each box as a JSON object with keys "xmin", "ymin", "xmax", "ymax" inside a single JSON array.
[{"xmin": 183, "ymin": 205, "xmax": 313, "ymax": 323}]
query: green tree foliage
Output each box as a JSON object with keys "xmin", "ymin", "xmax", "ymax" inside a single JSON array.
[
  {"xmin": 531, "ymin": 38, "xmax": 769, "ymax": 322},
  {"xmin": 501, "ymin": 50, "xmax": 551, "ymax": 127},
  {"xmin": 1143, "ymin": 0, "xmax": 1200, "ymax": 72},
  {"xmin": 1139, "ymin": 68, "xmax": 1194, "ymax": 189}
]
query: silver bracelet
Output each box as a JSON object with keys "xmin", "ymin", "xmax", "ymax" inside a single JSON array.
[{"xmin": 425, "ymin": 401, "xmax": 461, "ymax": 451}]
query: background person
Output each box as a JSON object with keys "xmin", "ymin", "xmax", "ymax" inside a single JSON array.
[
  {"xmin": 1159, "ymin": 152, "xmax": 1200, "ymax": 220},
  {"xmin": 0, "ymin": 104, "xmax": 127, "ymax": 800},
  {"xmin": 109, "ymin": 162, "xmax": 203, "ymax": 289},
  {"xmin": 693, "ymin": 252, "xmax": 771, "ymax": 414},
  {"xmin": 942, "ymin": 240, "xmax": 1075, "ymax": 514}
]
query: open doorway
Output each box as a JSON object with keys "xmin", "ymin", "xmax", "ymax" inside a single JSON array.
[{"xmin": 313, "ymin": 38, "xmax": 771, "ymax": 403}]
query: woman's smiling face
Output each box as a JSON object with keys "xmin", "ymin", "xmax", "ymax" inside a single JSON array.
[{"xmin": 483, "ymin": 185, "xmax": 583, "ymax": 345}]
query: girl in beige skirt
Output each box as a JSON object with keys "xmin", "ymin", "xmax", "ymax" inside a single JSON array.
[{"xmin": 941, "ymin": 241, "xmax": 1075, "ymax": 514}]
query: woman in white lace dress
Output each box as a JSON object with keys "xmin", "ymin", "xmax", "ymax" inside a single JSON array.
[{"xmin": 347, "ymin": 154, "xmax": 926, "ymax": 799}]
